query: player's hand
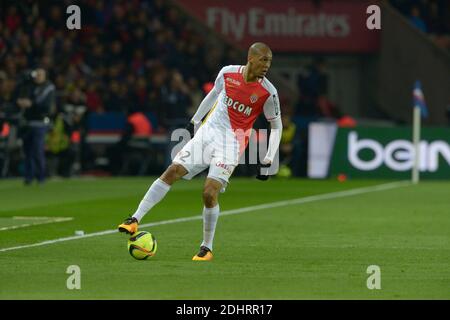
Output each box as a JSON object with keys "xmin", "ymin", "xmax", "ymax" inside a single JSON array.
[
  {"xmin": 185, "ymin": 122, "xmax": 195, "ymax": 137},
  {"xmin": 256, "ymin": 162, "xmax": 271, "ymax": 181}
]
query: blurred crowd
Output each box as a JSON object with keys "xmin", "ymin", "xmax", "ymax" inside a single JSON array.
[
  {"xmin": 0, "ymin": 0, "xmax": 352, "ymax": 180},
  {"xmin": 4, "ymin": 0, "xmax": 445, "ymax": 180},
  {"xmin": 0, "ymin": 0, "xmax": 247, "ymax": 178},
  {"xmin": 390, "ymin": 0, "xmax": 450, "ymax": 51},
  {"xmin": 0, "ymin": 0, "xmax": 240, "ymax": 130}
]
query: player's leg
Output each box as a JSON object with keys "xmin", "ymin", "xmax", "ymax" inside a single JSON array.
[
  {"xmin": 132, "ymin": 163, "xmax": 188, "ymax": 221},
  {"xmin": 34, "ymin": 127, "xmax": 47, "ymax": 184},
  {"xmin": 119, "ymin": 128, "xmax": 210, "ymax": 234},
  {"xmin": 118, "ymin": 163, "xmax": 188, "ymax": 234},
  {"xmin": 192, "ymin": 177, "xmax": 223, "ymax": 261},
  {"xmin": 192, "ymin": 133, "xmax": 239, "ymax": 260}
]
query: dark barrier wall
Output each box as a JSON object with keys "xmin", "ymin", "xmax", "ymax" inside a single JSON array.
[{"xmin": 379, "ymin": 2, "xmax": 450, "ymax": 125}]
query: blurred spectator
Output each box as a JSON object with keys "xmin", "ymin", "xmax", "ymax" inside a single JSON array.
[
  {"xmin": 277, "ymin": 113, "xmax": 297, "ymax": 178},
  {"xmin": 186, "ymin": 77, "xmax": 204, "ymax": 118},
  {"xmin": 15, "ymin": 68, "xmax": 55, "ymax": 185},
  {"xmin": 409, "ymin": 5, "xmax": 428, "ymax": 33},
  {"xmin": 132, "ymin": 76, "xmax": 149, "ymax": 112},
  {"xmin": 45, "ymin": 112, "xmax": 76, "ymax": 177},
  {"xmin": 0, "ymin": 77, "xmax": 16, "ymax": 110},
  {"xmin": 391, "ymin": 0, "xmax": 450, "ymax": 51},
  {"xmin": 297, "ymin": 57, "xmax": 339, "ymax": 119},
  {"xmin": 5, "ymin": 6, "xmax": 21, "ymax": 33},
  {"xmin": 163, "ymin": 71, "xmax": 191, "ymax": 128},
  {"xmin": 317, "ymin": 96, "xmax": 341, "ymax": 119},
  {"xmin": 107, "ymin": 107, "xmax": 153, "ymax": 175},
  {"xmin": 147, "ymin": 66, "xmax": 168, "ymax": 127},
  {"xmin": 0, "ymin": 0, "xmax": 236, "ymax": 130},
  {"xmin": 85, "ymin": 82, "xmax": 104, "ymax": 112},
  {"xmin": 66, "ymin": 87, "xmax": 87, "ymax": 111},
  {"xmin": 0, "ymin": 0, "xmax": 248, "ymax": 177},
  {"xmin": 202, "ymin": 82, "xmax": 214, "ymax": 95},
  {"xmin": 104, "ymin": 80, "xmax": 128, "ymax": 112}
]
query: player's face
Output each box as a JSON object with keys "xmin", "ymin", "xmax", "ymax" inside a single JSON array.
[{"xmin": 251, "ymin": 51, "xmax": 272, "ymax": 78}]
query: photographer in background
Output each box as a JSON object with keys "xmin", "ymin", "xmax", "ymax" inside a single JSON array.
[{"xmin": 15, "ymin": 68, "xmax": 55, "ymax": 185}]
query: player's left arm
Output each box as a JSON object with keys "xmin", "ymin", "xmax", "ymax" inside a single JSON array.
[
  {"xmin": 256, "ymin": 92, "xmax": 282, "ymax": 180},
  {"xmin": 262, "ymin": 93, "xmax": 282, "ymax": 165}
]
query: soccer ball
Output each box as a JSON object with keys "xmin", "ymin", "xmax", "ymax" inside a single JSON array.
[{"xmin": 127, "ymin": 231, "xmax": 157, "ymax": 260}]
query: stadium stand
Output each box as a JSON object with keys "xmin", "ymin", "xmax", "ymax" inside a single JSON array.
[
  {"xmin": 1, "ymin": 0, "xmax": 447, "ymax": 178},
  {"xmin": 389, "ymin": 0, "xmax": 450, "ymax": 51},
  {"xmin": 0, "ymin": 0, "xmax": 241, "ymax": 176}
]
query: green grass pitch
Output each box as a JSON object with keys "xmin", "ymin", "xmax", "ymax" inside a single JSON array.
[{"xmin": 0, "ymin": 177, "xmax": 449, "ymax": 299}]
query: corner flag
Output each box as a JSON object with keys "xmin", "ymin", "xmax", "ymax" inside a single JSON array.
[
  {"xmin": 413, "ymin": 80, "xmax": 428, "ymax": 118},
  {"xmin": 412, "ymin": 80, "xmax": 428, "ymax": 184}
]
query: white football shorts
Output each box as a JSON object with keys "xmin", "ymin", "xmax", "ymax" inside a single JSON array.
[{"xmin": 172, "ymin": 125, "xmax": 239, "ymax": 191}]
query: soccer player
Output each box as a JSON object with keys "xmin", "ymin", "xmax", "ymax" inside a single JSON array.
[{"xmin": 118, "ymin": 42, "xmax": 282, "ymax": 261}]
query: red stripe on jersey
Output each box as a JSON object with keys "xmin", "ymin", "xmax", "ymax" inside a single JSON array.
[{"xmin": 223, "ymin": 72, "xmax": 270, "ymax": 154}]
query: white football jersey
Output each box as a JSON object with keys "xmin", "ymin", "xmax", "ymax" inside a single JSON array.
[{"xmin": 202, "ymin": 65, "xmax": 280, "ymax": 154}]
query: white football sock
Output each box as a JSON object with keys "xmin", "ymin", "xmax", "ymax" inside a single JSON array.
[
  {"xmin": 201, "ymin": 204, "xmax": 220, "ymax": 251},
  {"xmin": 132, "ymin": 178, "xmax": 171, "ymax": 222}
]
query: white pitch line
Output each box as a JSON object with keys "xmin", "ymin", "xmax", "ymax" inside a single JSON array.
[
  {"xmin": 0, "ymin": 181, "xmax": 410, "ymax": 253},
  {"xmin": 12, "ymin": 216, "xmax": 70, "ymax": 220},
  {"xmin": 0, "ymin": 217, "xmax": 73, "ymax": 231}
]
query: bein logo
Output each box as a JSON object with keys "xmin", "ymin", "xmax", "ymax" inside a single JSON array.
[{"xmin": 347, "ymin": 132, "xmax": 450, "ymax": 172}]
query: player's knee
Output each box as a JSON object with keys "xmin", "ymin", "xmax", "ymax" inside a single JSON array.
[
  {"xmin": 161, "ymin": 164, "xmax": 187, "ymax": 185},
  {"xmin": 202, "ymin": 187, "xmax": 219, "ymax": 207}
]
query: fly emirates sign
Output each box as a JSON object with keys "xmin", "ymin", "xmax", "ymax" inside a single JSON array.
[
  {"xmin": 175, "ymin": 0, "xmax": 380, "ymax": 52},
  {"xmin": 206, "ymin": 8, "xmax": 350, "ymax": 40}
]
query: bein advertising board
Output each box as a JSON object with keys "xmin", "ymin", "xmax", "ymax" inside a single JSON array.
[{"xmin": 308, "ymin": 123, "xmax": 450, "ymax": 179}]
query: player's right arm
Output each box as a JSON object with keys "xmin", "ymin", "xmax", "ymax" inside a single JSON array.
[
  {"xmin": 190, "ymin": 87, "xmax": 219, "ymax": 126},
  {"xmin": 190, "ymin": 67, "xmax": 227, "ymax": 126}
]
